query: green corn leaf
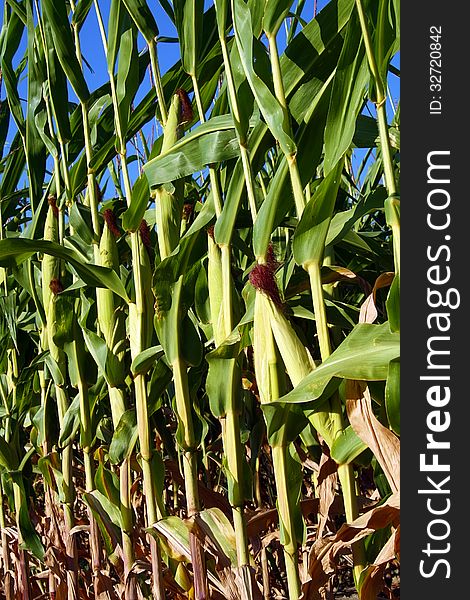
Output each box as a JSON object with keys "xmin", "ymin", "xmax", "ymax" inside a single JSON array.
[
  {"xmin": 107, "ymin": 0, "xmax": 125, "ymax": 72},
  {"xmin": 293, "ymin": 159, "xmax": 344, "ymax": 268},
  {"xmin": 153, "ymin": 234, "xmax": 205, "ymax": 364},
  {"xmin": 42, "ymin": 0, "xmax": 90, "ymax": 102},
  {"xmin": 180, "ymin": 314, "xmax": 203, "ymax": 367},
  {"xmin": 69, "ymin": 202, "xmax": 94, "ymax": 246},
  {"xmin": 0, "ymin": 435, "xmax": 19, "ymax": 470},
  {"xmin": 1, "ymin": 9, "xmax": 26, "ymax": 134},
  {"xmin": 262, "ymin": 0, "xmax": 294, "ymax": 37},
  {"xmin": 131, "ymin": 345, "xmax": 164, "ymax": 375},
  {"xmin": 323, "ymin": 10, "xmax": 369, "ymax": 174},
  {"xmin": 12, "ymin": 473, "xmax": 45, "ymax": 560},
  {"xmin": 83, "ymin": 491, "xmax": 122, "ymax": 557},
  {"xmin": 385, "ymin": 358, "xmax": 400, "ymax": 435},
  {"xmin": 232, "ymin": 0, "xmax": 295, "ymax": 156},
  {"xmin": 59, "ymin": 394, "xmax": 80, "ymax": 448},
  {"xmin": 213, "ymin": 0, "xmax": 229, "ymax": 37},
  {"xmin": 262, "ymin": 403, "xmax": 308, "ymax": 448},
  {"xmin": 121, "ymin": 172, "xmax": 150, "ymax": 232},
  {"xmin": 206, "ymin": 340, "xmax": 241, "ymax": 419},
  {"xmin": 152, "ymin": 515, "xmax": 192, "ymax": 562},
  {"xmin": 72, "ymin": 0, "xmax": 93, "ymax": 31},
  {"xmin": 116, "ymin": 22, "xmax": 139, "ymax": 139},
  {"xmin": 144, "ymin": 114, "xmax": 252, "ymax": 188},
  {"xmin": 121, "ymin": 0, "xmax": 159, "ymax": 44},
  {"xmin": 0, "ymin": 101, "xmax": 10, "ymax": 157},
  {"xmin": 174, "ymin": 0, "xmax": 204, "ymax": 76},
  {"xmin": 25, "ymin": 4, "xmax": 47, "ymax": 212},
  {"xmin": 196, "ymin": 507, "xmax": 238, "ymax": 567},
  {"xmin": 109, "ymin": 409, "xmax": 139, "ymax": 464},
  {"xmin": 43, "ymin": 20, "xmax": 72, "ymax": 144},
  {"xmin": 276, "ymin": 323, "xmax": 400, "ymax": 405},
  {"xmin": 253, "ymin": 74, "xmax": 333, "ymax": 260},
  {"xmin": 374, "ymin": 0, "xmax": 400, "ymax": 87},
  {"xmin": 214, "ymin": 121, "xmax": 269, "ymax": 245},
  {"xmin": 280, "ymin": 0, "xmax": 355, "ymax": 99},
  {"xmin": 0, "ymin": 238, "xmax": 129, "ymax": 300},
  {"xmin": 331, "ymin": 425, "xmax": 368, "ymax": 464},
  {"xmin": 95, "ymin": 462, "xmax": 121, "ymax": 508},
  {"xmin": 325, "ymin": 186, "xmax": 387, "ymax": 248}
]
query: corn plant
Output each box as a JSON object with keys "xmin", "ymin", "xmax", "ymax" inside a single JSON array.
[{"xmin": 0, "ymin": 0, "xmax": 400, "ymax": 598}]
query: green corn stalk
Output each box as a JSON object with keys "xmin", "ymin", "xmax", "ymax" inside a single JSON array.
[
  {"xmin": 0, "ymin": 212, "xmax": 14, "ymax": 600},
  {"xmin": 41, "ymin": 199, "xmax": 79, "ymax": 596},
  {"xmin": 264, "ymin": 17, "xmax": 306, "ymax": 219},
  {"xmin": 91, "ymin": 4, "xmax": 165, "ymax": 596},
  {"xmin": 0, "ymin": 477, "xmax": 13, "ymax": 600},
  {"xmin": 189, "ymin": 34, "xmax": 252, "ymax": 567},
  {"xmin": 206, "ymin": 234, "xmax": 250, "ymax": 567},
  {"xmin": 154, "ymin": 92, "xmax": 208, "ymax": 599},
  {"xmin": 252, "ymin": 261, "xmax": 363, "ymax": 597},
  {"xmin": 68, "ymin": 319, "xmax": 102, "ymax": 589},
  {"xmin": 97, "ymin": 215, "xmax": 135, "ymax": 587},
  {"xmin": 38, "ymin": 0, "xmax": 104, "ymax": 588},
  {"xmin": 252, "ymin": 289, "xmax": 302, "ymax": 600}
]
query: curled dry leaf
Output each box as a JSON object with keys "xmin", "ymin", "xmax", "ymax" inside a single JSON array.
[
  {"xmin": 346, "ymin": 380, "xmax": 400, "ymax": 493},
  {"xmin": 359, "ymin": 272, "xmax": 395, "ymax": 324},
  {"xmin": 315, "ymin": 445, "xmax": 338, "ymax": 540},
  {"xmin": 285, "ymin": 265, "xmax": 358, "ymax": 299},
  {"xmin": 96, "ymin": 570, "xmax": 120, "ymax": 600},
  {"xmin": 301, "ymin": 494, "xmax": 400, "ymax": 600}
]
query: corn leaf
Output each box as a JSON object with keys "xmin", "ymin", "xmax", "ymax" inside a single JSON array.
[
  {"xmin": 121, "ymin": 0, "xmax": 159, "ymax": 44},
  {"xmin": 232, "ymin": 0, "xmax": 295, "ymax": 156},
  {"xmin": 109, "ymin": 409, "xmax": 139, "ymax": 464},
  {"xmin": 293, "ymin": 159, "xmax": 344, "ymax": 268},
  {"xmin": 323, "ymin": 11, "xmax": 369, "ymax": 174},
  {"xmin": 276, "ymin": 323, "xmax": 400, "ymax": 405},
  {"xmin": 121, "ymin": 172, "xmax": 150, "ymax": 232},
  {"xmin": 331, "ymin": 425, "xmax": 368, "ymax": 464},
  {"xmin": 174, "ymin": 0, "xmax": 204, "ymax": 76},
  {"xmin": 144, "ymin": 114, "xmax": 250, "ymax": 187},
  {"xmin": 42, "ymin": 0, "xmax": 90, "ymax": 102},
  {"xmin": 262, "ymin": 0, "xmax": 293, "ymax": 37},
  {"xmin": 0, "ymin": 238, "xmax": 129, "ymax": 300}
]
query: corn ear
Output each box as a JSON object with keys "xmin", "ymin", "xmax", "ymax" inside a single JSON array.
[
  {"xmin": 265, "ymin": 295, "xmax": 337, "ymax": 447},
  {"xmin": 155, "ymin": 93, "xmax": 184, "ymax": 260},
  {"xmin": 253, "ymin": 291, "xmax": 280, "ymax": 404},
  {"xmin": 42, "ymin": 200, "xmax": 60, "ymax": 324},
  {"xmin": 207, "ymin": 234, "xmax": 225, "ymax": 345}
]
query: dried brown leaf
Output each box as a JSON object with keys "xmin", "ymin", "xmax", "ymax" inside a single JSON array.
[
  {"xmin": 315, "ymin": 447, "xmax": 338, "ymax": 539},
  {"xmin": 359, "ymin": 272, "xmax": 395, "ymax": 324},
  {"xmin": 301, "ymin": 494, "xmax": 400, "ymax": 600},
  {"xmin": 346, "ymin": 381, "xmax": 400, "ymax": 493}
]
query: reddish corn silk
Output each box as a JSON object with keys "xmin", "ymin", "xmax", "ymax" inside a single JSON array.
[
  {"xmin": 49, "ymin": 278, "xmax": 64, "ymax": 295},
  {"xmin": 266, "ymin": 243, "xmax": 279, "ymax": 270},
  {"xmin": 103, "ymin": 209, "xmax": 121, "ymax": 238},
  {"xmin": 48, "ymin": 195, "xmax": 59, "ymax": 218},
  {"xmin": 206, "ymin": 224, "xmax": 215, "ymax": 240},
  {"xmin": 182, "ymin": 202, "xmax": 194, "ymax": 221},
  {"xmin": 95, "ymin": 182, "xmax": 103, "ymax": 203},
  {"xmin": 249, "ymin": 262, "xmax": 283, "ymax": 308},
  {"xmin": 175, "ymin": 88, "xmax": 193, "ymax": 124},
  {"xmin": 139, "ymin": 219, "xmax": 152, "ymax": 249}
]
